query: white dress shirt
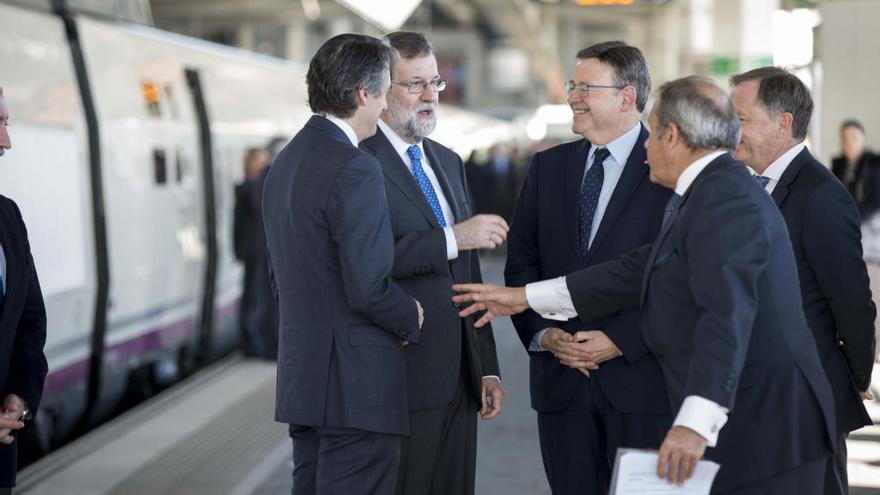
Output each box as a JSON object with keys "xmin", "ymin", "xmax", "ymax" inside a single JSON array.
[
  {"xmin": 528, "ymin": 122, "xmax": 642, "ymax": 351},
  {"xmin": 378, "ymin": 119, "xmax": 458, "ymax": 260},
  {"xmin": 748, "ymin": 142, "xmax": 805, "ymax": 194},
  {"xmin": 525, "ymin": 149, "xmax": 731, "ymax": 446},
  {"xmin": 323, "ymin": 114, "xmax": 359, "ymax": 147}
]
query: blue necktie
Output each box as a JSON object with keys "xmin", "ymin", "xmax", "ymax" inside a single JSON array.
[
  {"xmin": 753, "ymin": 174, "xmax": 771, "ymax": 189},
  {"xmin": 0, "ymin": 271, "xmax": 4, "ymax": 308},
  {"xmin": 578, "ymin": 147, "xmax": 610, "ymax": 257},
  {"xmin": 407, "ymin": 145, "xmax": 447, "ymax": 228}
]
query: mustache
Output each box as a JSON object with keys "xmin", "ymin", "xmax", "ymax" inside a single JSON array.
[{"xmin": 416, "ymin": 103, "xmax": 437, "ymax": 113}]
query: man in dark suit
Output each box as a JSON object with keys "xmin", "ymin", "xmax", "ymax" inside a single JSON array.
[
  {"xmin": 360, "ymin": 31, "xmax": 504, "ymax": 495},
  {"xmin": 453, "ymin": 76, "xmax": 837, "ymax": 494},
  {"xmin": 731, "ymin": 67, "xmax": 875, "ymax": 495},
  {"xmin": 262, "ymin": 35, "xmax": 423, "ymax": 495},
  {"xmin": 832, "ymin": 119, "xmax": 880, "ymax": 221},
  {"xmin": 0, "ymin": 86, "xmax": 48, "ymax": 495},
  {"xmin": 504, "ymin": 41, "xmax": 671, "ymax": 494}
]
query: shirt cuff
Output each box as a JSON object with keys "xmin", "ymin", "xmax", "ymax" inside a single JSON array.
[
  {"xmin": 529, "ymin": 328, "xmax": 552, "ymax": 352},
  {"xmin": 525, "ymin": 277, "xmax": 577, "ymax": 321},
  {"xmin": 481, "ymin": 375, "xmax": 501, "ymax": 384},
  {"xmin": 673, "ymin": 395, "xmax": 729, "ymax": 447},
  {"xmin": 444, "ymin": 226, "xmax": 459, "ymax": 260}
]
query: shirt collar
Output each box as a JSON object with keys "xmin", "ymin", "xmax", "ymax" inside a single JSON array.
[
  {"xmin": 322, "ymin": 114, "xmax": 359, "ymax": 147},
  {"xmin": 595, "ymin": 121, "xmax": 642, "ymax": 168},
  {"xmin": 378, "ymin": 119, "xmax": 425, "ymax": 162},
  {"xmin": 674, "ymin": 150, "xmax": 728, "ymax": 196},
  {"xmin": 750, "ymin": 142, "xmax": 805, "ymax": 182}
]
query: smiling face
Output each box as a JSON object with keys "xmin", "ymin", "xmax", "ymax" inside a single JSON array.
[
  {"xmin": 730, "ymin": 79, "xmax": 785, "ymax": 172},
  {"xmin": 567, "ymin": 57, "xmax": 631, "ymax": 145},
  {"xmin": 382, "ymin": 54, "xmax": 439, "ymax": 144}
]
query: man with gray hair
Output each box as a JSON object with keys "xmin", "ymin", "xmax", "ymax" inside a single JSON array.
[
  {"xmin": 452, "ymin": 76, "xmax": 836, "ymax": 493},
  {"xmin": 731, "ymin": 67, "xmax": 875, "ymax": 495}
]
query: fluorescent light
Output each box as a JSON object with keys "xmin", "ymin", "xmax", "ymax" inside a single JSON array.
[{"xmin": 335, "ymin": 0, "xmax": 422, "ymax": 31}]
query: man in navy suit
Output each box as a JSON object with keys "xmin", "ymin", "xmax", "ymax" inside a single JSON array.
[
  {"xmin": 504, "ymin": 41, "xmax": 671, "ymax": 494},
  {"xmin": 262, "ymin": 35, "xmax": 423, "ymax": 495},
  {"xmin": 360, "ymin": 31, "xmax": 504, "ymax": 495},
  {"xmin": 0, "ymin": 85, "xmax": 48, "ymax": 495},
  {"xmin": 731, "ymin": 67, "xmax": 875, "ymax": 495},
  {"xmin": 453, "ymin": 76, "xmax": 836, "ymax": 494}
]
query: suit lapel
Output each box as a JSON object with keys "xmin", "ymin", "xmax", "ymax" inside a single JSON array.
[
  {"xmin": 423, "ymin": 139, "xmax": 463, "ymax": 223},
  {"xmin": 362, "ymin": 129, "xmax": 441, "ymax": 228},
  {"xmin": 584, "ymin": 126, "xmax": 650, "ymax": 264},
  {"xmin": 771, "ymin": 148, "xmax": 810, "ymax": 208},
  {"xmin": 565, "ymin": 140, "xmax": 590, "ymax": 260}
]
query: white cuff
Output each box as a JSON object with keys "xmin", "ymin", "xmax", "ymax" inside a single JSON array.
[
  {"xmin": 481, "ymin": 375, "xmax": 501, "ymax": 383},
  {"xmin": 529, "ymin": 328, "xmax": 552, "ymax": 352},
  {"xmin": 444, "ymin": 227, "xmax": 459, "ymax": 260},
  {"xmin": 673, "ymin": 395, "xmax": 729, "ymax": 447},
  {"xmin": 525, "ymin": 277, "xmax": 577, "ymax": 321}
]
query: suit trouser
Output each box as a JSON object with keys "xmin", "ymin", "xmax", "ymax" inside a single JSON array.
[
  {"xmin": 289, "ymin": 425, "xmax": 401, "ymax": 495},
  {"xmin": 537, "ymin": 375, "xmax": 670, "ymax": 495},
  {"xmin": 824, "ymin": 434, "xmax": 848, "ymax": 495},
  {"xmin": 717, "ymin": 457, "xmax": 827, "ymax": 495},
  {"xmin": 396, "ymin": 364, "xmax": 479, "ymax": 495}
]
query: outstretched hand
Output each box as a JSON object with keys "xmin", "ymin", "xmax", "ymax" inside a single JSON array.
[{"xmin": 452, "ymin": 283, "xmax": 530, "ymax": 327}]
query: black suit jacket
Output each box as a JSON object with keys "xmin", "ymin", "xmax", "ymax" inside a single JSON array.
[
  {"xmin": 0, "ymin": 195, "xmax": 47, "ymax": 487},
  {"xmin": 263, "ymin": 116, "xmax": 420, "ymax": 435},
  {"xmin": 832, "ymin": 151, "xmax": 880, "ymax": 220},
  {"xmin": 360, "ymin": 129, "xmax": 499, "ymax": 410},
  {"xmin": 504, "ymin": 127, "xmax": 672, "ymax": 415},
  {"xmin": 774, "ymin": 148, "xmax": 875, "ymax": 433},
  {"xmin": 566, "ymin": 154, "xmax": 836, "ymax": 491}
]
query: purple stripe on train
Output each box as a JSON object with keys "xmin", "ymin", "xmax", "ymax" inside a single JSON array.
[{"xmin": 42, "ymin": 299, "xmax": 240, "ymax": 397}]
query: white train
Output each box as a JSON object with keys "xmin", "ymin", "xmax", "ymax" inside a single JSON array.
[{"xmin": 0, "ymin": 0, "xmax": 513, "ymax": 458}]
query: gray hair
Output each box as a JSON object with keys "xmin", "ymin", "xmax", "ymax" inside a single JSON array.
[
  {"xmin": 653, "ymin": 76, "xmax": 740, "ymax": 150},
  {"xmin": 730, "ymin": 67, "xmax": 813, "ymax": 140},
  {"xmin": 577, "ymin": 41, "xmax": 651, "ymax": 112}
]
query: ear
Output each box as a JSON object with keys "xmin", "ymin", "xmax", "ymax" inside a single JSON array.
[
  {"xmin": 777, "ymin": 112, "xmax": 794, "ymax": 138},
  {"xmin": 355, "ymin": 87, "xmax": 369, "ymax": 107},
  {"xmin": 665, "ymin": 121, "xmax": 680, "ymax": 146},
  {"xmin": 619, "ymin": 85, "xmax": 637, "ymax": 112}
]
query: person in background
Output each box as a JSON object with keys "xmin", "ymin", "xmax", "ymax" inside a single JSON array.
[
  {"xmin": 832, "ymin": 119, "xmax": 880, "ymax": 221},
  {"xmin": 0, "ymin": 85, "xmax": 48, "ymax": 495},
  {"xmin": 233, "ymin": 148, "xmax": 272, "ymax": 358}
]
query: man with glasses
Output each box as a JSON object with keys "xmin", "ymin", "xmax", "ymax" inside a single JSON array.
[
  {"xmin": 504, "ymin": 41, "xmax": 671, "ymax": 494},
  {"xmin": 360, "ymin": 31, "xmax": 504, "ymax": 495}
]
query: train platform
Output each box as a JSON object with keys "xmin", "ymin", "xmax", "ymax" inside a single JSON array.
[{"xmin": 15, "ymin": 257, "xmax": 880, "ymax": 495}]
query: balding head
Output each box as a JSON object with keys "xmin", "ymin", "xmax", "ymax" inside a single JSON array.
[{"xmin": 653, "ymin": 76, "xmax": 740, "ymax": 151}]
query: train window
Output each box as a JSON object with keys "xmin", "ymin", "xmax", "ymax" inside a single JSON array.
[
  {"xmin": 142, "ymin": 81, "xmax": 161, "ymax": 118},
  {"xmin": 153, "ymin": 149, "xmax": 167, "ymax": 185}
]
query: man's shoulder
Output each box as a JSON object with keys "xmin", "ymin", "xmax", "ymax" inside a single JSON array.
[{"xmin": 423, "ymin": 137, "xmax": 460, "ymax": 163}]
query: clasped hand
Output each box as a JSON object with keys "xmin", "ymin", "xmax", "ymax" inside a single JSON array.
[{"xmin": 541, "ymin": 329, "xmax": 621, "ymax": 375}]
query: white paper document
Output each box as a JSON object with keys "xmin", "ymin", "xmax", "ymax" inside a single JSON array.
[{"xmin": 610, "ymin": 448, "xmax": 721, "ymax": 495}]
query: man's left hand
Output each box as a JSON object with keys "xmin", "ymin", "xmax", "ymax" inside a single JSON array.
[
  {"xmin": 0, "ymin": 394, "xmax": 26, "ymax": 444},
  {"xmin": 657, "ymin": 426, "xmax": 707, "ymax": 485},
  {"xmin": 565, "ymin": 330, "xmax": 621, "ymax": 368},
  {"xmin": 480, "ymin": 377, "xmax": 505, "ymax": 420}
]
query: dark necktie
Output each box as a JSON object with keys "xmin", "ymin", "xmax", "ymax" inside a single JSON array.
[
  {"xmin": 0, "ymin": 270, "xmax": 4, "ymax": 308},
  {"xmin": 661, "ymin": 193, "xmax": 682, "ymax": 230},
  {"xmin": 407, "ymin": 145, "xmax": 447, "ymax": 227},
  {"xmin": 578, "ymin": 147, "xmax": 610, "ymax": 257},
  {"xmin": 753, "ymin": 174, "xmax": 771, "ymax": 189}
]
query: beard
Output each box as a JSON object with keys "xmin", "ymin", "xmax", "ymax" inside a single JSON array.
[{"xmin": 386, "ymin": 98, "xmax": 437, "ymax": 142}]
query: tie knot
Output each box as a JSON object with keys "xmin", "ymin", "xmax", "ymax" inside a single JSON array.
[
  {"xmin": 407, "ymin": 145, "xmax": 422, "ymax": 162},
  {"xmin": 753, "ymin": 174, "xmax": 771, "ymax": 188},
  {"xmin": 593, "ymin": 147, "xmax": 610, "ymax": 163}
]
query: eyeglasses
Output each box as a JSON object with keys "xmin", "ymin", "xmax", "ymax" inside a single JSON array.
[
  {"xmin": 565, "ymin": 81, "xmax": 626, "ymax": 97},
  {"xmin": 392, "ymin": 77, "xmax": 448, "ymax": 94}
]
